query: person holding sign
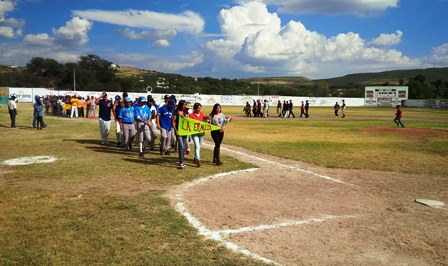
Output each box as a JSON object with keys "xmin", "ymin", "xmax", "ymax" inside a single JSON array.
[
  {"xmin": 172, "ymin": 100, "xmax": 188, "ymax": 169},
  {"xmin": 188, "ymin": 103, "xmax": 209, "ymax": 167},
  {"xmin": 209, "ymin": 103, "xmax": 231, "ymax": 165}
]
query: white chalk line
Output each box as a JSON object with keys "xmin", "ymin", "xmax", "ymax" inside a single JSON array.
[
  {"xmin": 203, "ymin": 143, "xmax": 352, "ymax": 186},
  {"xmin": 174, "ymin": 168, "xmax": 359, "ymax": 265},
  {"xmin": 174, "ymin": 168, "xmax": 281, "ymax": 265},
  {"xmin": 216, "ymin": 214, "xmax": 359, "ymax": 236}
]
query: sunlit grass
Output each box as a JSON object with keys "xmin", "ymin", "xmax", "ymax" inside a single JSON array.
[{"xmin": 0, "ymin": 102, "xmax": 447, "ymax": 264}]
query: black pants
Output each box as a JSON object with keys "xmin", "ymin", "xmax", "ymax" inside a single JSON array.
[
  {"xmin": 9, "ymin": 109, "xmax": 16, "ymax": 127},
  {"xmin": 211, "ymin": 130, "xmax": 224, "ymax": 163}
]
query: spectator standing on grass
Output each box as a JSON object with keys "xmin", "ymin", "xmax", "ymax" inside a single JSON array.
[
  {"xmin": 305, "ymin": 100, "xmax": 310, "ymax": 118},
  {"xmin": 172, "ymin": 100, "xmax": 188, "ymax": 169},
  {"xmin": 33, "ymin": 95, "xmax": 45, "ymax": 128},
  {"xmin": 77, "ymin": 96, "xmax": 85, "ymax": 118},
  {"xmin": 263, "ymin": 99, "xmax": 269, "ymax": 118},
  {"xmin": 276, "ymin": 100, "xmax": 282, "ymax": 117},
  {"xmin": 33, "ymin": 97, "xmax": 45, "ymax": 130},
  {"xmin": 209, "ymin": 103, "xmax": 231, "ymax": 165},
  {"xmin": 33, "ymin": 96, "xmax": 46, "ymax": 129},
  {"xmin": 394, "ymin": 105, "xmax": 405, "ymax": 128},
  {"xmin": 88, "ymin": 96, "xmax": 96, "ymax": 119},
  {"xmin": 96, "ymin": 92, "xmax": 113, "ymax": 145},
  {"xmin": 189, "ymin": 103, "xmax": 209, "ymax": 167},
  {"xmin": 252, "ymin": 100, "xmax": 257, "ymax": 117},
  {"xmin": 299, "ymin": 101, "xmax": 305, "ymax": 117},
  {"xmin": 244, "ymin": 102, "xmax": 251, "ymax": 117},
  {"xmin": 288, "ymin": 100, "xmax": 295, "ymax": 118},
  {"xmin": 156, "ymin": 98, "xmax": 175, "ymax": 155},
  {"xmin": 119, "ymin": 97, "xmax": 137, "ymax": 150},
  {"xmin": 70, "ymin": 95, "xmax": 78, "ymax": 118},
  {"xmin": 135, "ymin": 96, "xmax": 152, "ymax": 157},
  {"xmin": 341, "ymin": 99, "xmax": 347, "ymax": 118},
  {"xmin": 334, "ymin": 102, "xmax": 340, "ymax": 118},
  {"xmin": 8, "ymin": 95, "xmax": 17, "ymax": 128}
]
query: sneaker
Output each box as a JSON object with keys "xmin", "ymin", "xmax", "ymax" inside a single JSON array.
[
  {"xmin": 178, "ymin": 163, "xmax": 186, "ymax": 169},
  {"xmin": 139, "ymin": 152, "xmax": 144, "ymax": 157},
  {"xmin": 196, "ymin": 160, "xmax": 201, "ymax": 167}
]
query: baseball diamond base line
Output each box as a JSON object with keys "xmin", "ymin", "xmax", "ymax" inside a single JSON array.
[{"xmin": 172, "ymin": 145, "xmax": 359, "ymax": 265}]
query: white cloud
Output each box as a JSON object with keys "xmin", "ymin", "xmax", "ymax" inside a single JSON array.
[
  {"xmin": 0, "ymin": 0, "xmax": 14, "ymax": 20},
  {"xmin": 120, "ymin": 28, "xmax": 177, "ymax": 39},
  {"xmin": 152, "ymin": 39, "xmax": 170, "ymax": 48},
  {"xmin": 0, "ymin": 42, "xmax": 81, "ymax": 67},
  {"xmin": 423, "ymin": 43, "xmax": 448, "ymax": 66},
  {"xmin": 369, "ymin": 30, "xmax": 403, "ymax": 47},
  {"xmin": 23, "ymin": 33, "xmax": 55, "ymax": 46},
  {"xmin": 0, "ymin": 0, "xmax": 25, "ymax": 38},
  {"xmin": 112, "ymin": 51, "xmax": 203, "ymax": 73},
  {"xmin": 261, "ymin": 0, "xmax": 399, "ymax": 16},
  {"xmin": 52, "ymin": 17, "xmax": 92, "ymax": 47},
  {"xmin": 73, "ymin": 9, "xmax": 204, "ymax": 34},
  {"xmin": 203, "ymin": 1, "xmax": 417, "ymax": 78}
]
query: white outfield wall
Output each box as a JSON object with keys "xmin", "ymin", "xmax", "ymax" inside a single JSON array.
[{"xmin": 8, "ymin": 87, "xmax": 365, "ymax": 107}]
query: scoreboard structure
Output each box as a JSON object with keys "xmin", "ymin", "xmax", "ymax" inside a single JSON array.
[{"xmin": 365, "ymin": 86, "xmax": 408, "ymax": 107}]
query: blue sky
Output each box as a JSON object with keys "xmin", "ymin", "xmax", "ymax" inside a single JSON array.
[{"xmin": 1, "ymin": 0, "xmax": 448, "ymax": 79}]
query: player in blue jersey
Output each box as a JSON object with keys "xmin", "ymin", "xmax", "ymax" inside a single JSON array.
[
  {"xmin": 135, "ymin": 96, "xmax": 153, "ymax": 157},
  {"xmin": 156, "ymin": 98, "xmax": 175, "ymax": 155},
  {"xmin": 118, "ymin": 97, "xmax": 137, "ymax": 151}
]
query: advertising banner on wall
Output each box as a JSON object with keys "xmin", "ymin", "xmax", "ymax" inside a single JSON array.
[{"xmin": 9, "ymin": 87, "xmax": 366, "ymax": 107}]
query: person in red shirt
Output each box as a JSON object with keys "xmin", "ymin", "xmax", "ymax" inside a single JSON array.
[
  {"xmin": 394, "ymin": 105, "xmax": 405, "ymax": 128},
  {"xmin": 188, "ymin": 103, "xmax": 209, "ymax": 167}
]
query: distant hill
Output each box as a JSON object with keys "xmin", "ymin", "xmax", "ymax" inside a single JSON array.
[
  {"xmin": 315, "ymin": 68, "xmax": 448, "ymax": 86},
  {"xmin": 244, "ymin": 76, "xmax": 314, "ymax": 86}
]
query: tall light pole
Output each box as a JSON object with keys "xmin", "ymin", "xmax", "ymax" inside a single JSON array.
[{"xmin": 73, "ymin": 70, "xmax": 76, "ymax": 91}]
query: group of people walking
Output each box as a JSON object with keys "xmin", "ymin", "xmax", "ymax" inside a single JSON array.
[
  {"xmin": 96, "ymin": 92, "xmax": 231, "ymax": 169},
  {"xmin": 244, "ymin": 99, "xmax": 310, "ymax": 118}
]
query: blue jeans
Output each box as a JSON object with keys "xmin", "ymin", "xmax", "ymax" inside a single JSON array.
[
  {"xmin": 177, "ymin": 135, "xmax": 188, "ymax": 165},
  {"xmin": 192, "ymin": 133, "xmax": 204, "ymax": 161}
]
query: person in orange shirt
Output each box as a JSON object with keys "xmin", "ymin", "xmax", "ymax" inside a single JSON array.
[{"xmin": 76, "ymin": 96, "xmax": 85, "ymax": 118}]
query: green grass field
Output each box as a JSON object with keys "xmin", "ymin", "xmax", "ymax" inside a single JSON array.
[{"xmin": 1, "ymin": 103, "xmax": 447, "ymax": 265}]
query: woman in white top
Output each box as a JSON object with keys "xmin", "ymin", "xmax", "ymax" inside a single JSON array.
[{"xmin": 209, "ymin": 103, "xmax": 231, "ymax": 165}]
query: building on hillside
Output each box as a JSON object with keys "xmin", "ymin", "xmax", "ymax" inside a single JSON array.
[
  {"xmin": 365, "ymin": 86, "xmax": 408, "ymax": 107},
  {"xmin": 156, "ymin": 77, "xmax": 169, "ymax": 89}
]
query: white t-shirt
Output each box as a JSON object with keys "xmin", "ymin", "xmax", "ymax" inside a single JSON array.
[{"xmin": 8, "ymin": 99, "xmax": 17, "ymax": 110}]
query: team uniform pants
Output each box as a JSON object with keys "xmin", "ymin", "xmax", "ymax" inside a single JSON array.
[
  {"xmin": 137, "ymin": 122, "xmax": 152, "ymax": 152},
  {"xmin": 160, "ymin": 128, "xmax": 172, "ymax": 154},
  {"xmin": 123, "ymin": 123, "xmax": 136, "ymax": 148},
  {"xmin": 99, "ymin": 118, "xmax": 111, "ymax": 144},
  {"xmin": 115, "ymin": 121, "xmax": 123, "ymax": 145}
]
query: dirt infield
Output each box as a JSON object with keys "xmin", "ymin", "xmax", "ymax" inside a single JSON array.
[{"xmin": 170, "ymin": 141, "xmax": 448, "ymax": 265}]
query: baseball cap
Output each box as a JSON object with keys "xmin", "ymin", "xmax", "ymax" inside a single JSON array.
[
  {"xmin": 168, "ymin": 99, "xmax": 176, "ymax": 106},
  {"xmin": 139, "ymin": 96, "xmax": 147, "ymax": 102},
  {"xmin": 115, "ymin": 95, "xmax": 121, "ymax": 101},
  {"xmin": 124, "ymin": 97, "xmax": 132, "ymax": 103}
]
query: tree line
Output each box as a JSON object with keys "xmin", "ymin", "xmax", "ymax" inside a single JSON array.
[{"xmin": 0, "ymin": 54, "xmax": 446, "ymax": 99}]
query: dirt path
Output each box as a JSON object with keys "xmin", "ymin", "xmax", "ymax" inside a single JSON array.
[{"xmin": 169, "ymin": 141, "xmax": 448, "ymax": 265}]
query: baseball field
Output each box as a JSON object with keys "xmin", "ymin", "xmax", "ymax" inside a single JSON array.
[{"xmin": 1, "ymin": 103, "xmax": 447, "ymax": 265}]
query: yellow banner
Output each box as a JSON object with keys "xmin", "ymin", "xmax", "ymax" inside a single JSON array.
[{"xmin": 178, "ymin": 116, "xmax": 221, "ymax": 136}]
